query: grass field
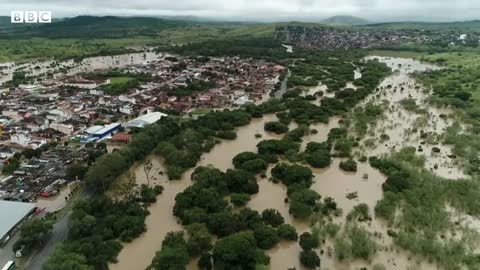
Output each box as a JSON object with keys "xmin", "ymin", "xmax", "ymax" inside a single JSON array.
[
  {"xmin": 422, "ymin": 51, "xmax": 480, "ymax": 66},
  {"xmin": 190, "ymin": 108, "xmax": 213, "ymax": 115},
  {"xmin": 110, "ymin": 76, "xmax": 135, "ymax": 85}
]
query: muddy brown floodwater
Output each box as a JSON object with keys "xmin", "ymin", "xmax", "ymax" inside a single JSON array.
[
  {"xmin": 111, "ymin": 56, "xmax": 447, "ymax": 270},
  {"xmin": 110, "ymin": 114, "xmax": 288, "ymax": 270}
]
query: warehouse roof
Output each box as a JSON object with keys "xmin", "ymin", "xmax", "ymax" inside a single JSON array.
[
  {"xmin": 125, "ymin": 112, "xmax": 167, "ymax": 129},
  {"xmin": 0, "ymin": 200, "xmax": 36, "ymax": 240},
  {"xmin": 94, "ymin": 123, "xmax": 120, "ymax": 135}
]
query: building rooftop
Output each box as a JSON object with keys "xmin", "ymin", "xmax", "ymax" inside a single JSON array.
[
  {"xmin": 0, "ymin": 200, "xmax": 36, "ymax": 240},
  {"xmin": 125, "ymin": 112, "xmax": 167, "ymax": 129},
  {"xmin": 85, "ymin": 125, "xmax": 103, "ymax": 135},
  {"xmin": 94, "ymin": 123, "xmax": 120, "ymax": 135}
]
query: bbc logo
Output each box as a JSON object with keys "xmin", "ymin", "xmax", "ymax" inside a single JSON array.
[{"xmin": 11, "ymin": 11, "xmax": 52, "ymax": 23}]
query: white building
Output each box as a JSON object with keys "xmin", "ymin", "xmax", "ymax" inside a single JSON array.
[
  {"xmin": 2, "ymin": 110, "xmax": 21, "ymax": 121},
  {"xmin": 64, "ymin": 78, "xmax": 110, "ymax": 89},
  {"xmin": 119, "ymin": 104, "xmax": 134, "ymax": 115},
  {"xmin": 49, "ymin": 123, "xmax": 74, "ymax": 135},
  {"xmin": 234, "ymin": 96, "xmax": 249, "ymax": 106},
  {"xmin": 125, "ymin": 112, "xmax": 167, "ymax": 129},
  {"xmin": 10, "ymin": 133, "xmax": 31, "ymax": 147}
]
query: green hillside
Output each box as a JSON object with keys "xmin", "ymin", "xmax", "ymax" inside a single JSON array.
[
  {"xmin": 1, "ymin": 16, "xmax": 186, "ymax": 38},
  {"xmin": 321, "ymin": 15, "xmax": 369, "ymax": 25}
]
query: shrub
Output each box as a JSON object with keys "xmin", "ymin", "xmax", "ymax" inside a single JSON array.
[
  {"xmin": 230, "ymin": 193, "xmax": 251, "ymax": 207},
  {"xmin": 339, "ymin": 159, "xmax": 357, "ymax": 172}
]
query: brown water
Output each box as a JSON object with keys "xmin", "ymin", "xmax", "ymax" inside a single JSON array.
[
  {"xmin": 109, "ymin": 156, "xmax": 190, "ymax": 270},
  {"xmin": 301, "ymin": 117, "xmax": 340, "ymax": 151},
  {"xmin": 110, "ymin": 114, "xmax": 288, "ymax": 270}
]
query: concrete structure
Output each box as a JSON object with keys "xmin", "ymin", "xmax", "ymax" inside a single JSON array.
[
  {"xmin": 10, "ymin": 133, "xmax": 31, "ymax": 147},
  {"xmin": 49, "ymin": 123, "xmax": 74, "ymax": 135},
  {"xmin": 234, "ymin": 96, "xmax": 249, "ymax": 106},
  {"xmin": 125, "ymin": 112, "xmax": 167, "ymax": 129},
  {"xmin": 82, "ymin": 123, "xmax": 121, "ymax": 143},
  {"xmin": 0, "ymin": 200, "xmax": 36, "ymax": 243},
  {"xmin": 64, "ymin": 77, "xmax": 110, "ymax": 89}
]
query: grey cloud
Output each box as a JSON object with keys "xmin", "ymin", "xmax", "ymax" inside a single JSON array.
[{"xmin": 0, "ymin": 0, "xmax": 479, "ymax": 21}]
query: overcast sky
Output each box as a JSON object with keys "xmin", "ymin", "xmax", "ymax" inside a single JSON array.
[{"xmin": 1, "ymin": 0, "xmax": 479, "ymax": 22}]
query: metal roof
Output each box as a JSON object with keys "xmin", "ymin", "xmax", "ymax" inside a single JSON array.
[
  {"xmin": 93, "ymin": 123, "xmax": 120, "ymax": 135},
  {"xmin": 85, "ymin": 123, "xmax": 120, "ymax": 135},
  {"xmin": 125, "ymin": 112, "xmax": 167, "ymax": 129},
  {"xmin": 0, "ymin": 200, "xmax": 36, "ymax": 240}
]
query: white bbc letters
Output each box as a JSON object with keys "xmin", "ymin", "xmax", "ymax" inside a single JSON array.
[{"xmin": 10, "ymin": 11, "xmax": 52, "ymax": 23}]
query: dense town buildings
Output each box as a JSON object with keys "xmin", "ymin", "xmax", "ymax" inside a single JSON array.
[{"xmin": 0, "ymin": 53, "xmax": 284, "ymax": 202}]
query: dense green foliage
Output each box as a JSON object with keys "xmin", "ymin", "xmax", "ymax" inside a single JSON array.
[
  {"xmin": 230, "ymin": 193, "xmax": 251, "ymax": 207},
  {"xmin": 264, "ymin": 121, "xmax": 289, "ymax": 134},
  {"xmin": 339, "ymin": 159, "xmax": 358, "ymax": 172},
  {"xmin": 271, "ymin": 163, "xmax": 313, "ymax": 188},
  {"xmin": 299, "ymin": 250, "xmax": 321, "ymax": 269},
  {"xmin": 299, "ymin": 232, "xmax": 319, "ymax": 250},
  {"xmin": 304, "ymin": 142, "xmax": 332, "ymax": 168},
  {"xmin": 257, "ymin": 139, "xmax": 300, "ymax": 156},
  {"xmin": 261, "ymin": 209, "xmax": 285, "ymax": 227},
  {"xmin": 149, "ymin": 226, "xmax": 213, "ymax": 270},
  {"xmin": 276, "ymin": 224, "xmax": 298, "ymax": 241},
  {"xmin": 13, "ymin": 219, "xmax": 54, "ymax": 256},
  {"xmin": 213, "ymin": 232, "xmax": 269, "ymax": 270},
  {"xmin": 253, "ymin": 225, "xmax": 280, "ymax": 250},
  {"xmin": 45, "ymin": 198, "xmax": 150, "ymax": 269},
  {"xmin": 168, "ymin": 38, "xmax": 286, "ymax": 60}
]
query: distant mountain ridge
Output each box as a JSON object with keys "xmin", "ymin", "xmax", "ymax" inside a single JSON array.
[
  {"xmin": 0, "ymin": 16, "xmax": 187, "ymax": 38},
  {"xmin": 1, "ymin": 15, "xmax": 480, "ymax": 39},
  {"xmin": 321, "ymin": 15, "xmax": 370, "ymax": 25}
]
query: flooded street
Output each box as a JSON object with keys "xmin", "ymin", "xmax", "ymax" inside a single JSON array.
[{"xmin": 36, "ymin": 182, "xmax": 80, "ymax": 212}]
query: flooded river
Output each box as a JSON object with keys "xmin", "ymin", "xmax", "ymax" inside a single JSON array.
[
  {"xmin": 110, "ymin": 56, "xmax": 449, "ymax": 270},
  {"xmin": 0, "ymin": 51, "xmax": 166, "ymax": 85},
  {"xmin": 110, "ymin": 114, "xmax": 285, "ymax": 270}
]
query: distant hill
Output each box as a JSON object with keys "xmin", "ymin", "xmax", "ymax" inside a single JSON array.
[
  {"xmin": 0, "ymin": 16, "xmax": 188, "ymax": 38},
  {"xmin": 2, "ymin": 15, "xmax": 480, "ymax": 40},
  {"xmin": 321, "ymin": 16, "xmax": 369, "ymax": 26},
  {"xmin": 363, "ymin": 20, "xmax": 480, "ymax": 32}
]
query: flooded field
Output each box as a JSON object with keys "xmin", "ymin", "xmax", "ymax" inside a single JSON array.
[
  {"xmin": 109, "ymin": 56, "xmax": 450, "ymax": 270},
  {"xmin": 360, "ymin": 56, "xmax": 466, "ymax": 179},
  {"xmin": 0, "ymin": 51, "xmax": 166, "ymax": 85}
]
